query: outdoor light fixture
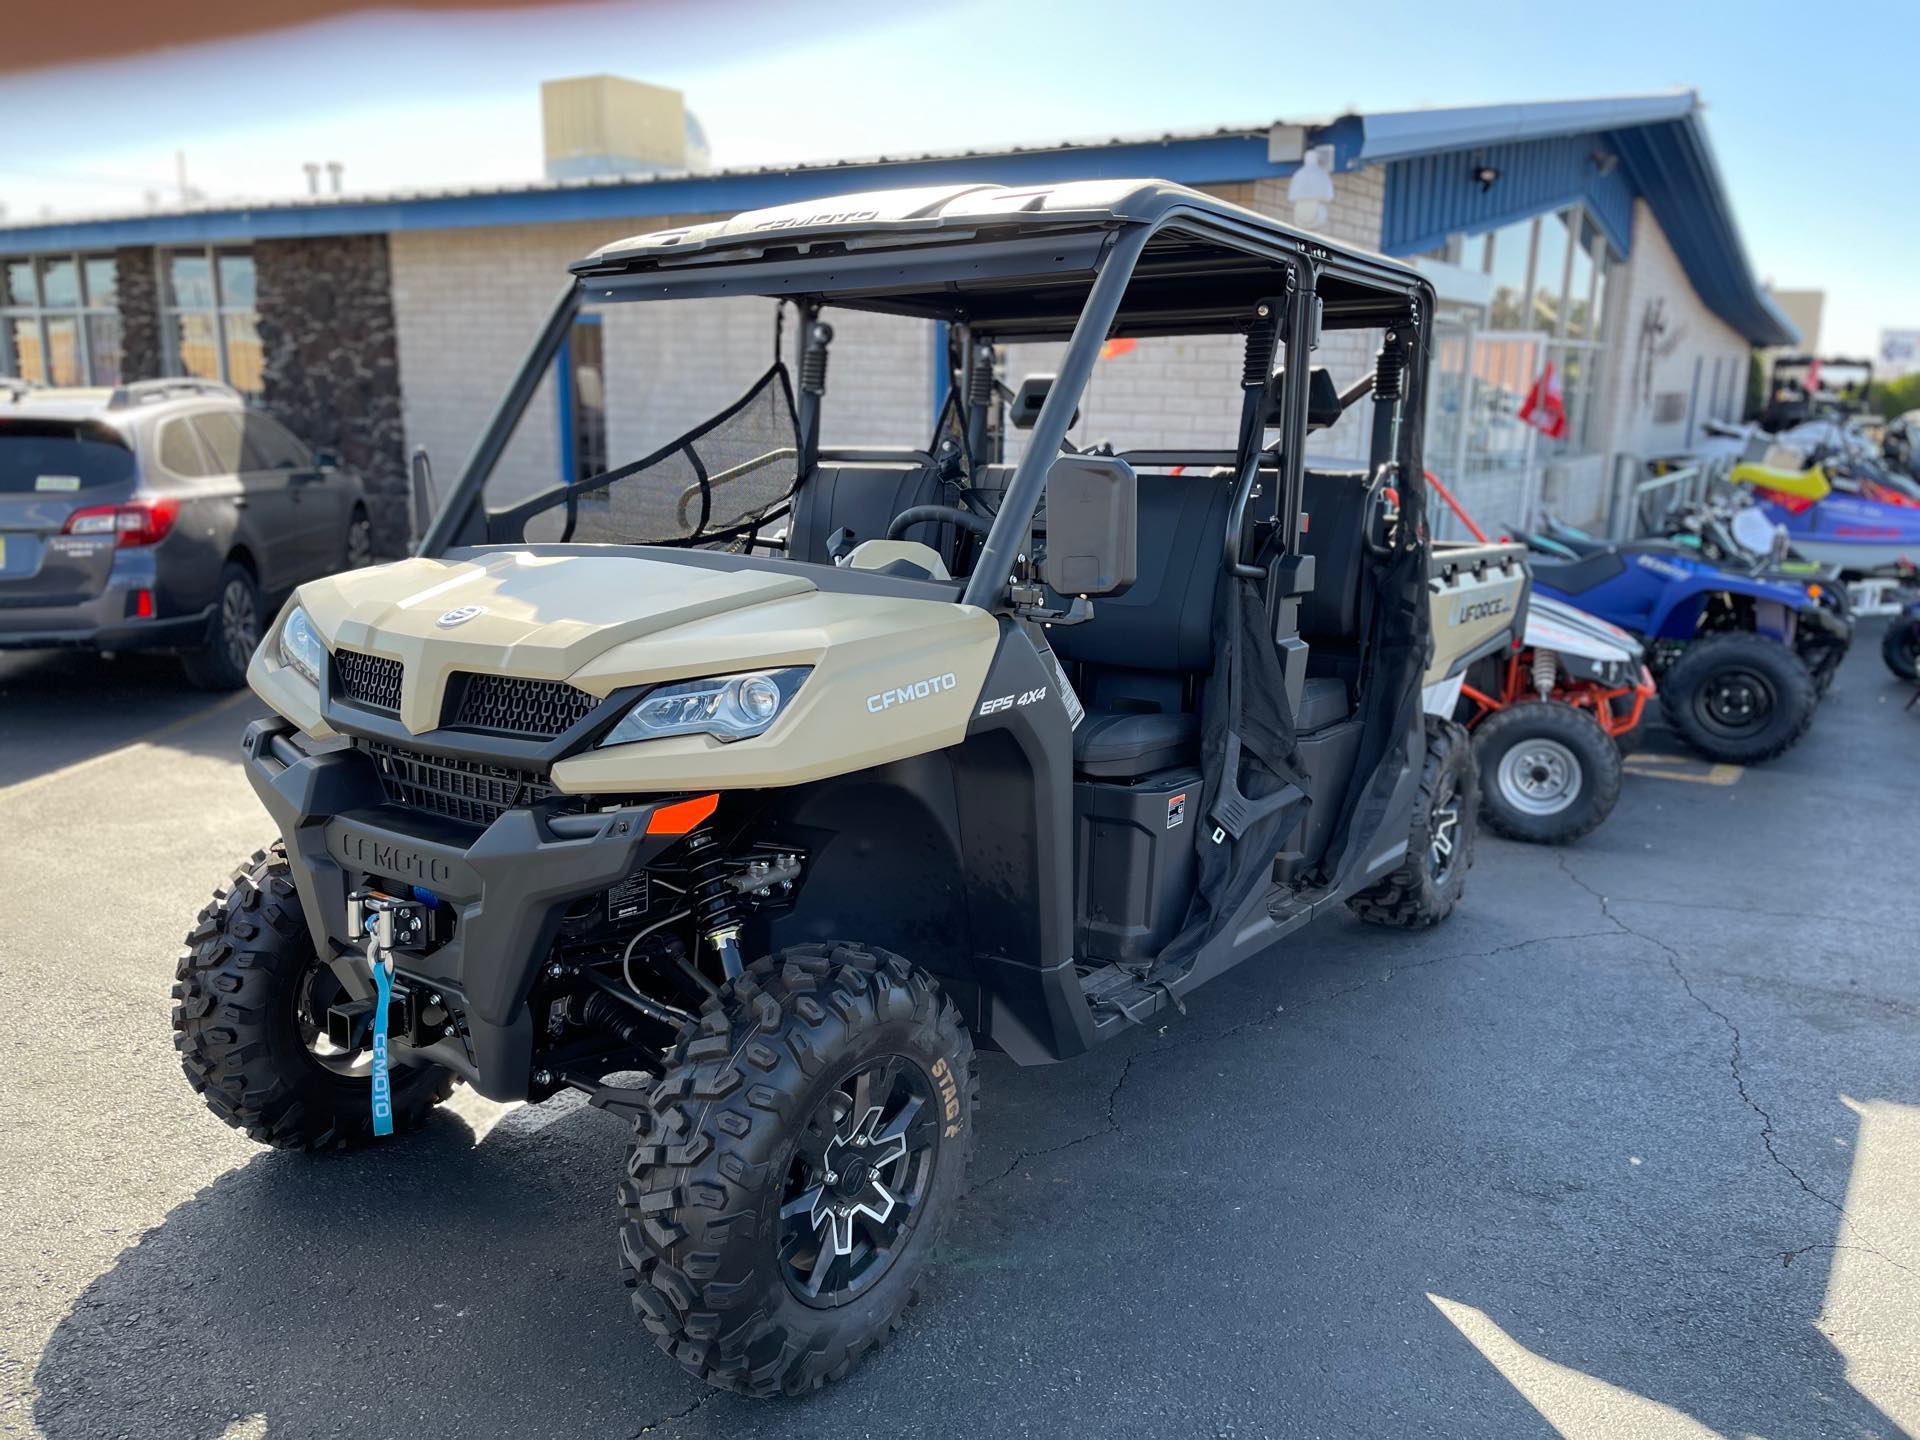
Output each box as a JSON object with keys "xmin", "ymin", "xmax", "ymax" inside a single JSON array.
[
  {"xmin": 1472, "ymin": 163, "xmax": 1501, "ymax": 192},
  {"xmin": 1590, "ymin": 150, "xmax": 1619, "ymax": 177},
  {"xmin": 1287, "ymin": 145, "xmax": 1336, "ymax": 229}
]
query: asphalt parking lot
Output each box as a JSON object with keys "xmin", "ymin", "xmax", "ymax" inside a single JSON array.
[{"xmin": 1, "ymin": 634, "xmax": 1915, "ymax": 1440}]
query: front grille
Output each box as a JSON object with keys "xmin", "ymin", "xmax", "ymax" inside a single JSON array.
[
  {"xmin": 364, "ymin": 740, "xmax": 554, "ymax": 827},
  {"xmin": 336, "ymin": 650, "xmax": 402, "ymax": 714},
  {"xmin": 450, "ymin": 672, "xmax": 600, "ymax": 737}
]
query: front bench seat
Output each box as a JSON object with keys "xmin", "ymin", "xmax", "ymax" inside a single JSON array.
[{"xmin": 1070, "ymin": 676, "xmax": 1348, "ymax": 779}]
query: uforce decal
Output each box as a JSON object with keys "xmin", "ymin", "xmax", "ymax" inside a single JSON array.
[
  {"xmin": 977, "ymin": 686, "xmax": 1049, "ymax": 717},
  {"xmin": 867, "ymin": 671, "xmax": 958, "ymax": 714},
  {"xmin": 1453, "ymin": 595, "xmax": 1511, "ymax": 624}
]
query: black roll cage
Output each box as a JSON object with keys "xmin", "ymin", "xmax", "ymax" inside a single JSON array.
[{"xmin": 418, "ymin": 193, "xmax": 1434, "ymax": 618}]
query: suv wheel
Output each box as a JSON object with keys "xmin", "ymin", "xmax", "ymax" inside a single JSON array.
[
  {"xmin": 1474, "ymin": 700, "xmax": 1622, "ymax": 845},
  {"xmin": 621, "ymin": 943, "xmax": 976, "ymax": 1396},
  {"xmin": 345, "ymin": 508, "xmax": 374, "ymax": 569},
  {"xmin": 1348, "ymin": 716, "xmax": 1476, "ymax": 928},
  {"xmin": 1658, "ymin": 632, "xmax": 1815, "ymax": 764},
  {"xmin": 172, "ymin": 845, "xmax": 455, "ymax": 1149},
  {"xmin": 180, "ymin": 562, "xmax": 260, "ymax": 690}
]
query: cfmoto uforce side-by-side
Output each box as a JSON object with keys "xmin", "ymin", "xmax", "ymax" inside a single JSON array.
[{"xmin": 172, "ymin": 181, "xmax": 1525, "ymax": 1396}]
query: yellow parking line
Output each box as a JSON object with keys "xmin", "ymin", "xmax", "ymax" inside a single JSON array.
[
  {"xmin": 1622, "ymin": 754, "xmax": 1743, "ymax": 786},
  {"xmin": 0, "ymin": 691, "xmax": 253, "ymax": 804}
]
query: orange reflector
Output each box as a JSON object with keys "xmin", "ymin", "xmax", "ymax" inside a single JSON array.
[
  {"xmin": 646, "ymin": 793, "xmax": 719, "ymax": 836},
  {"xmin": 1806, "ymin": 583, "xmax": 1823, "ymax": 600}
]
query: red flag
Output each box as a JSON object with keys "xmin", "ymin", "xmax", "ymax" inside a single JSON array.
[
  {"xmin": 1098, "ymin": 337, "xmax": 1137, "ymax": 361},
  {"xmin": 1518, "ymin": 361, "xmax": 1569, "ymax": 440},
  {"xmin": 1803, "ymin": 357, "xmax": 1822, "ymax": 394}
]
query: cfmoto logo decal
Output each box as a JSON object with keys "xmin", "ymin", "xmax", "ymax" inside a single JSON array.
[
  {"xmin": 436, "ymin": 605, "xmax": 486, "ymax": 627},
  {"xmin": 1454, "ymin": 596, "xmax": 1510, "ymax": 624},
  {"xmin": 1634, "ymin": 554, "xmax": 1693, "ymax": 581},
  {"xmin": 867, "ymin": 671, "xmax": 957, "ymax": 714}
]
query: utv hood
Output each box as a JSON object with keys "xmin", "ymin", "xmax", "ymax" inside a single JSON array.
[{"xmin": 252, "ymin": 548, "xmax": 1001, "ymax": 791}]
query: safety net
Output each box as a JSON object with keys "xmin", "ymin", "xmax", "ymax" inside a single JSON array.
[{"xmin": 544, "ymin": 363, "xmax": 802, "ymax": 547}]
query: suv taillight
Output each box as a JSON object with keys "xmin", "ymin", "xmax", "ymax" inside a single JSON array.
[{"xmin": 64, "ymin": 496, "xmax": 181, "ymax": 548}]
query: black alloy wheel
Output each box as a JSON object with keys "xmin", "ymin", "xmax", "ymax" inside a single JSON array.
[
  {"xmin": 181, "ymin": 562, "xmax": 262, "ymax": 690},
  {"xmin": 778, "ymin": 1055, "xmax": 939, "ymax": 1307}
]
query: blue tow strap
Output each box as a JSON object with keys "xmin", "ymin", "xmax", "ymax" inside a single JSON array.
[{"xmin": 370, "ymin": 955, "xmax": 395, "ymax": 1137}]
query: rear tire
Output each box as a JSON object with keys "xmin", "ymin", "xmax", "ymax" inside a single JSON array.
[
  {"xmin": 1349, "ymin": 716, "xmax": 1476, "ymax": 928},
  {"xmin": 1883, "ymin": 614, "xmax": 1920, "ymax": 682},
  {"xmin": 180, "ymin": 562, "xmax": 260, "ymax": 691},
  {"xmin": 171, "ymin": 845, "xmax": 454, "ymax": 1150},
  {"xmin": 620, "ymin": 943, "xmax": 976, "ymax": 1396},
  {"xmin": 1473, "ymin": 700, "xmax": 1621, "ymax": 845},
  {"xmin": 1658, "ymin": 632, "xmax": 1815, "ymax": 764}
]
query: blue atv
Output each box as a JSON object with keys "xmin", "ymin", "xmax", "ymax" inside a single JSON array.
[{"xmin": 1513, "ymin": 529, "xmax": 1850, "ymax": 764}]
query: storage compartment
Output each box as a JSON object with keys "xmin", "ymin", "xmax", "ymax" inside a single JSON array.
[
  {"xmin": 1074, "ymin": 766, "xmax": 1201, "ymax": 963},
  {"xmin": 1273, "ymin": 718, "xmax": 1363, "ymax": 882}
]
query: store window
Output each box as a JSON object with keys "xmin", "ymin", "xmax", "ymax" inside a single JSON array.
[
  {"xmin": 161, "ymin": 247, "xmax": 262, "ymax": 394},
  {"xmin": 1485, "ymin": 218, "xmax": 1533, "ymax": 330},
  {"xmin": 0, "ymin": 253, "xmax": 124, "ymax": 385}
]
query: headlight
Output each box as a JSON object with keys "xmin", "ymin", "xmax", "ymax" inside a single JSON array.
[
  {"xmin": 277, "ymin": 605, "xmax": 325, "ymax": 686},
  {"xmin": 600, "ymin": 667, "xmax": 810, "ymax": 746}
]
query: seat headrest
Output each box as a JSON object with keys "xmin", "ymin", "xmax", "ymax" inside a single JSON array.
[{"xmin": 1263, "ymin": 366, "xmax": 1346, "ymax": 431}]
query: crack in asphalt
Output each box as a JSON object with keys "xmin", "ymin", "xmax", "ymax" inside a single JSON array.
[
  {"xmin": 629, "ymin": 1390, "xmax": 716, "ymax": 1436},
  {"xmin": 966, "ymin": 926, "xmax": 1614, "ymax": 1197},
  {"xmin": 1553, "ymin": 853, "xmax": 1914, "ymax": 1281}
]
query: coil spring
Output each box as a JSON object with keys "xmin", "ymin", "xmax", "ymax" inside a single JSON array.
[
  {"xmin": 1242, "ymin": 314, "xmax": 1279, "ymax": 387},
  {"xmin": 1375, "ymin": 337, "xmax": 1405, "ymax": 403},
  {"xmin": 684, "ymin": 833, "xmax": 741, "ymax": 935},
  {"xmin": 1532, "ymin": 647, "xmax": 1559, "ymax": 697},
  {"xmin": 799, "ymin": 323, "xmax": 832, "ymax": 394},
  {"xmin": 968, "ymin": 344, "xmax": 994, "ymax": 407}
]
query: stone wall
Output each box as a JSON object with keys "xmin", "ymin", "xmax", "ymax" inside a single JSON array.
[
  {"xmin": 114, "ymin": 246, "xmax": 161, "ymax": 382},
  {"xmin": 255, "ymin": 235, "xmax": 408, "ymax": 553}
]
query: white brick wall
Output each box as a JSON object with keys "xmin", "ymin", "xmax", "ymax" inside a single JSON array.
[
  {"xmin": 1592, "ymin": 199, "xmax": 1751, "ymax": 465},
  {"xmin": 997, "ymin": 170, "xmax": 1389, "ymax": 464}
]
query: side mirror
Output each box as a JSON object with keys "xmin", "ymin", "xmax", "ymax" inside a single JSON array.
[
  {"xmin": 1043, "ymin": 454, "xmax": 1136, "ymax": 597},
  {"xmin": 409, "ymin": 447, "xmax": 438, "ymax": 544},
  {"xmin": 1010, "ymin": 374, "xmax": 1079, "ymax": 432},
  {"xmin": 313, "ymin": 446, "xmax": 341, "ymax": 470}
]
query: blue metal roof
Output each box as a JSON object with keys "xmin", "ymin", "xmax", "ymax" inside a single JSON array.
[
  {"xmin": 0, "ymin": 91, "xmax": 1792, "ymax": 345},
  {"xmin": 1380, "ymin": 132, "xmax": 1637, "ymax": 261},
  {"xmin": 1370, "ymin": 93, "xmax": 1793, "ymax": 346}
]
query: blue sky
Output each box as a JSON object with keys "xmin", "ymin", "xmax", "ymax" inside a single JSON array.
[{"xmin": 2, "ymin": 0, "xmax": 1911, "ymax": 353}]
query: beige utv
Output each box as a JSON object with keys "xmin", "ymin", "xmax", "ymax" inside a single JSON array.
[{"xmin": 171, "ymin": 180, "xmax": 1528, "ymax": 1397}]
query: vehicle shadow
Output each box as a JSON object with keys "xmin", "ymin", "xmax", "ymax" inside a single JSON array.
[
  {"xmin": 29, "ymin": 910, "xmax": 1911, "ymax": 1439},
  {"xmin": 0, "ymin": 648, "xmax": 263, "ymax": 787}
]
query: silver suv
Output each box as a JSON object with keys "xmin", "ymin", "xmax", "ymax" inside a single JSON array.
[{"xmin": 0, "ymin": 378, "xmax": 371, "ymax": 688}]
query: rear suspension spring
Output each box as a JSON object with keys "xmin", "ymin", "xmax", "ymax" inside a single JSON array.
[{"xmin": 1532, "ymin": 647, "xmax": 1559, "ymax": 697}]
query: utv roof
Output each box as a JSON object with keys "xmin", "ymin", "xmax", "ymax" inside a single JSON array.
[{"xmin": 569, "ymin": 179, "xmax": 1427, "ymax": 339}]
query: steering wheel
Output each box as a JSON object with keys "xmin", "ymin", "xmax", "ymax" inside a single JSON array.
[{"xmin": 886, "ymin": 505, "xmax": 992, "ymax": 542}]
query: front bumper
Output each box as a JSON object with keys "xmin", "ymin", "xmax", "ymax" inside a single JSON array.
[{"xmin": 242, "ymin": 715, "xmax": 679, "ymax": 1100}]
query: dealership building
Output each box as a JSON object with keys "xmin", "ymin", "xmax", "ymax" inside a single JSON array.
[{"xmin": 0, "ymin": 84, "xmax": 1795, "ymax": 549}]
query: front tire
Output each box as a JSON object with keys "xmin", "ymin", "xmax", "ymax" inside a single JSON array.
[
  {"xmin": 171, "ymin": 846, "xmax": 454, "ymax": 1150},
  {"xmin": 1658, "ymin": 632, "xmax": 1816, "ymax": 764},
  {"xmin": 1474, "ymin": 700, "xmax": 1622, "ymax": 845},
  {"xmin": 620, "ymin": 943, "xmax": 976, "ymax": 1396},
  {"xmin": 1349, "ymin": 716, "xmax": 1476, "ymax": 928},
  {"xmin": 1884, "ymin": 613, "xmax": 1920, "ymax": 682},
  {"xmin": 180, "ymin": 562, "xmax": 260, "ymax": 691}
]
